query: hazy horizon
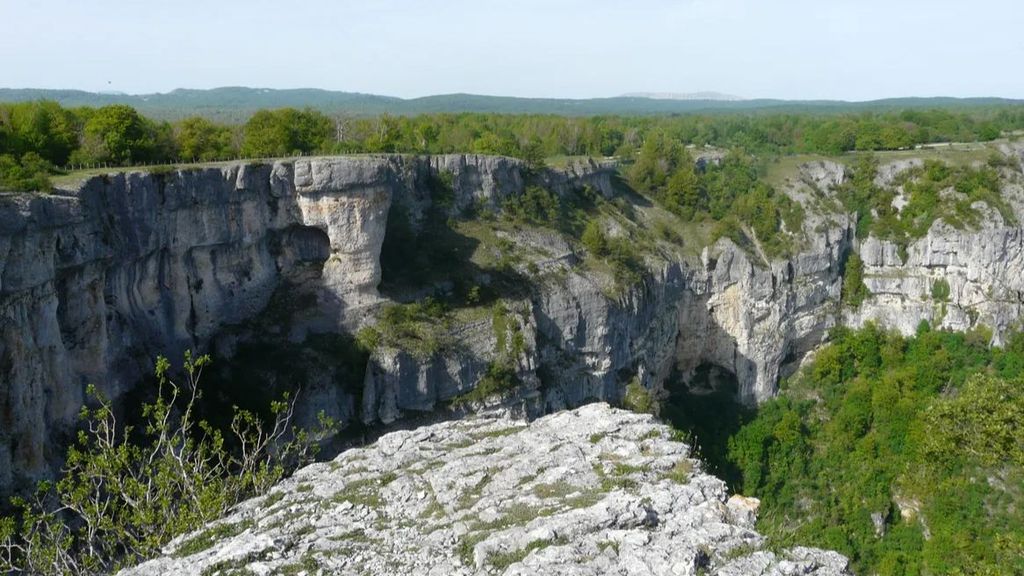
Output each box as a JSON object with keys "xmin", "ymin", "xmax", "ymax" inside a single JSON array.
[{"xmin": 2, "ymin": 0, "xmax": 1023, "ymax": 101}]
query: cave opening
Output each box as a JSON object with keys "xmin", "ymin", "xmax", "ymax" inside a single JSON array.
[{"xmin": 661, "ymin": 362, "xmax": 754, "ymax": 490}]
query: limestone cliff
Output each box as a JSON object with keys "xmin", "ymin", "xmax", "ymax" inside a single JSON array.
[
  {"xmin": 3, "ymin": 146, "xmax": 1024, "ymax": 501},
  {"xmin": 0, "ymin": 155, "xmax": 588, "ymax": 495},
  {"xmin": 848, "ymin": 154, "xmax": 1024, "ymax": 339}
]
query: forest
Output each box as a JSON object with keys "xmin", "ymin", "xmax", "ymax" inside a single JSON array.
[
  {"xmin": 2, "ymin": 99, "xmax": 1024, "ymax": 193},
  {"xmin": 673, "ymin": 324, "xmax": 1024, "ymax": 576}
]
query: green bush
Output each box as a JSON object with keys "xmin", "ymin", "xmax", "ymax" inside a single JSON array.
[
  {"xmin": 930, "ymin": 278, "xmax": 951, "ymax": 302},
  {"xmin": 581, "ymin": 220, "xmax": 608, "ymax": 256},
  {"xmin": 842, "ymin": 252, "xmax": 870, "ymax": 308},
  {"xmin": 240, "ymin": 108, "xmax": 333, "ymax": 158},
  {"xmin": 359, "ymin": 299, "xmax": 452, "ymax": 359},
  {"xmin": 175, "ymin": 116, "xmax": 236, "ymax": 161},
  {"xmin": 622, "ymin": 378, "xmax": 654, "ymax": 414},
  {"xmin": 0, "ymin": 153, "xmax": 52, "ymax": 192},
  {"xmin": 0, "ymin": 353, "xmax": 335, "ymax": 574},
  {"xmin": 503, "ymin": 186, "xmax": 560, "ymax": 226},
  {"xmin": 453, "ymin": 361, "xmax": 521, "ymax": 406}
]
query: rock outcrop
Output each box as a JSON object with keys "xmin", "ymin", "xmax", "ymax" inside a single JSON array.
[
  {"xmin": 845, "ymin": 151, "xmax": 1024, "ymax": 342},
  {"xmin": 119, "ymin": 403, "xmax": 850, "ymax": 576}
]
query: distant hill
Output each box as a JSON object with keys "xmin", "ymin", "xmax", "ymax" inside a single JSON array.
[
  {"xmin": 0, "ymin": 87, "xmax": 1021, "ymax": 122},
  {"xmin": 621, "ymin": 91, "xmax": 746, "ymax": 101}
]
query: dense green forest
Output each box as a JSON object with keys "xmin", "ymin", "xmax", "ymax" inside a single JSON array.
[
  {"xmin": 2, "ymin": 99, "xmax": 1024, "ymax": 193},
  {"xmin": 675, "ymin": 324, "xmax": 1024, "ymax": 576},
  {"xmin": 2, "ymin": 87, "xmax": 1021, "ymax": 121}
]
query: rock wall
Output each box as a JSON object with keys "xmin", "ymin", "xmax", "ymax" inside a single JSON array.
[
  {"xmin": 846, "ymin": 151, "xmax": 1024, "ymax": 342},
  {"xmin": 0, "ymin": 154, "xmax": 599, "ymax": 495},
  {"xmin": 851, "ymin": 222, "xmax": 1024, "ymax": 340}
]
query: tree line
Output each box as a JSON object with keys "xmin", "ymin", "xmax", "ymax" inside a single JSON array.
[{"xmin": 2, "ymin": 99, "xmax": 1024, "ymax": 192}]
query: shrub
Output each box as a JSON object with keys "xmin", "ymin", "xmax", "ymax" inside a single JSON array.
[
  {"xmin": 453, "ymin": 361, "xmax": 521, "ymax": 406},
  {"xmin": 842, "ymin": 252, "xmax": 870, "ymax": 308},
  {"xmin": 503, "ymin": 186, "xmax": 560, "ymax": 226},
  {"xmin": 363, "ymin": 299, "xmax": 452, "ymax": 359},
  {"xmin": 930, "ymin": 278, "xmax": 951, "ymax": 302},
  {"xmin": 581, "ymin": 220, "xmax": 608, "ymax": 256},
  {"xmin": 0, "ymin": 353, "xmax": 335, "ymax": 574},
  {"xmin": 623, "ymin": 378, "xmax": 654, "ymax": 414},
  {"xmin": 722, "ymin": 326, "xmax": 1024, "ymax": 575},
  {"xmin": 0, "ymin": 153, "xmax": 53, "ymax": 192}
]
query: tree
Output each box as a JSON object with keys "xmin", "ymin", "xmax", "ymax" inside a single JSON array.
[
  {"xmin": 581, "ymin": 220, "xmax": 608, "ymax": 256},
  {"xmin": 518, "ymin": 138, "xmax": 547, "ymax": 172},
  {"xmin": 842, "ymin": 252, "xmax": 870, "ymax": 308},
  {"xmin": 175, "ymin": 117, "xmax": 236, "ymax": 162},
  {"xmin": 241, "ymin": 108, "xmax": 333, "ymax": 158},
  {"xmin": 629, "ymin": 131, "xmax": 688, "ymax": 195},
  {"xmin": 72, "ymin": 105, "xmax": 159, "ymax": 165},
  {"xmin": 918, "ymin": 373, "xmax": 1024, "ymax": 469},
  {"xmin": 0, "ymin": 153, "xmax": 53, "ymax": 192},
  {"xmin": 6, "ymin": 101, "xmax": 80, "ymax": 165},
  {"xmin": 665, "ymin": 159, "xmax": 701, "ymax": 219}
]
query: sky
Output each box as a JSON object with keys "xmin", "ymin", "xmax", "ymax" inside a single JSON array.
[{"xmin": 1, "ymin": 0, "xmax": 1022, "ymax": 101}]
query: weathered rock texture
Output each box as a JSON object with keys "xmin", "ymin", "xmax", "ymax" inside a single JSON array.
[
  {"xmin": 119, "ymin": 403, "xmax": 850, "ymax": 576},
  {"xmin": 842, "ymin": 150, "xmax": 1024, "ymax": 341}
]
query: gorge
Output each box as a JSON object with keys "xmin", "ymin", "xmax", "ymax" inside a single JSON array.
[
  {"xmin": 3, "ymin": 146, "xmax": 1024, "ymax": 496},
  {"xmin": 2, "ymin": 144, "xmax": 1024, "ymax": 573}
]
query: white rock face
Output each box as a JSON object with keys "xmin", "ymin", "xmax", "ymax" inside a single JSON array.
[
  {"xmin": 0, "ymin": 155, "xmax": 580, "ymax": 495},
  {"xmin": 847, "ymin": 153, "xmax": 1024, "ymax": 343},
  {"xmin": 119, "ymin": 403, "xmax": 850, "ymax": 576}
]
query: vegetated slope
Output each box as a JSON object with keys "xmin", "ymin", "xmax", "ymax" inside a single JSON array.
[
  {"xmin": 710, "ymin": 324, "xmax": 1024, "ymax": 575},
  {"xmin": 120, "ymin": 403, "xmax": 851, "ymax": 576},
  {"xmin": 0, "ymin": 87, "xmax": 1022, "ymax": 120}
]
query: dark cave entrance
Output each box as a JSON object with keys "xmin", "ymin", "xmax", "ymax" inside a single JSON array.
[{"xmin": 661, "ymin": 362, "xmax": 754, "ymax": 490}]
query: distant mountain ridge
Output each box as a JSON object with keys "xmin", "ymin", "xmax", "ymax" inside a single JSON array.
[
  {"xmin": 0, "ymin": 87, "xmax": 1021, "ymax": 121},
  {"xmin": 621, "ymin": 91, "xmax": 746, "ymax": 101}
]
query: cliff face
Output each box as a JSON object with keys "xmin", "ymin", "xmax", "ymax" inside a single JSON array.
[
  {"xmin": 847, "ymin": 146, "xmax": 1024, "ymax": 340},
  {"xmin": 3, "ymin": 149, "xmax": 1023, "ymax": 499},
  {"xmin": 0, "ymin": 155, "xmax": 543, "ymax": 495},
  {"xmin": 119, "ymin": 403, "xmax": 851, "ymax": 576}
]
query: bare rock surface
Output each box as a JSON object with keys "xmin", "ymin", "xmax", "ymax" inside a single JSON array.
[{"xmin": 119, "ymin": 403, "xmax": 849, "ymax": 576}]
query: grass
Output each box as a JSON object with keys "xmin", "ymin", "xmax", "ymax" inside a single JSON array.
[
  {"xmin": 174, "ymin": 520, "xmax": 254, "ymax": 557},
  {"xmin": 51, "ymin": 159, "xmax": 242, "ymax": 187},
  {"xmin": 486, "ymin": 537, "xmax": 569, "ymax": 569},
  {"xmin": 329, "ymin": 474, "xmax": 395, "ymax": 509},
  {"xmin": 275, "ymin": 554, "xmax": 320, "ymax": 575},
  {"xmin": 543, "ymin": 155, "xmax": 609, "ymax": 169},
  {"xmin": 592, "ymin": 462, "xmax": 640, "ymax": 492},
  {"xmin": 663, "ymin": 459, "xmax": 695, "ymax": 484},
  {"xmin": 532, "ymin": 481, "xmax": 580, "ymax": 500},
  {"xmin": 469, "ymin": 426, "xmax": 524, "ymax": 441}
]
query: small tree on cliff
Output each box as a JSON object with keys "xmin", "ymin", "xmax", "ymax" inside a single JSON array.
[
  {"xmin": 842, "ymin": 252, "xmax": 870, "ymax": 308},
  {"xmin": 0, "ymin": 352, "xmax": 336, "ymax": 575}
]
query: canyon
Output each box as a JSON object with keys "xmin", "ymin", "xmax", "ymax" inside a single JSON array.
[{"xmin": 1, "ymin": 145, "xmax": 1023, "ymax": 503}]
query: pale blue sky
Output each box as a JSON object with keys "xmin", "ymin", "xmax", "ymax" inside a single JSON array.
[{"xmin": 2, "ymin": 0, "xmax": 1022, "ymax": 100}]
